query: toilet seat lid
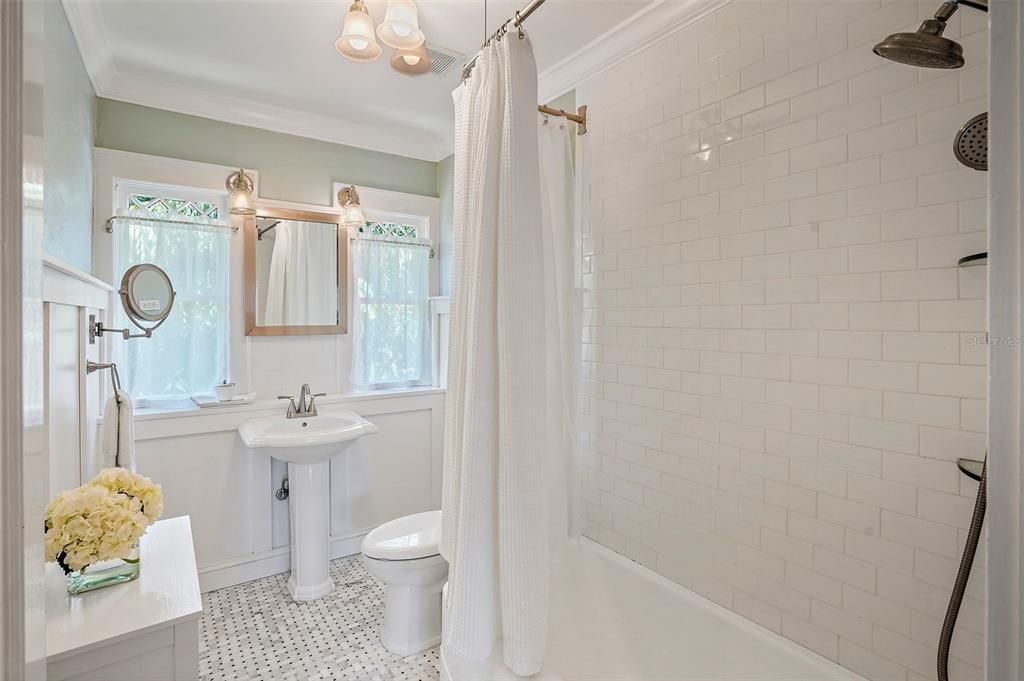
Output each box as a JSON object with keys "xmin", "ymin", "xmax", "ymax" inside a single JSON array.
[{"xmin": 362, "ymin": 510, "xmax": 442, "ymax": 561}]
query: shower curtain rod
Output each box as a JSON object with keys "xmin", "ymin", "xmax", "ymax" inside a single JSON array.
[
  {"xmin": 539, "ymin": 104, "xmax": 588, "ymax": 135},
  {"xmin": 486, "ymin": 0, "xmax": 547, "ymax": 44},
  {"xmin": 462, "ymin": 0, "xmax": 588, "ymax": 135}
]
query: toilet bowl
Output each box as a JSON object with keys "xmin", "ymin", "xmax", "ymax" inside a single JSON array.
[{"xmin": 361, "ymin": 510, "xmax": 447, "ymax": 657}]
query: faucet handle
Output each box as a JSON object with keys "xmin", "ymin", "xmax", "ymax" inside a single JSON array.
[
  {"xmin": 277, "ymin": 395, "xmax": 299, "ymax": 418},
  {"xmin": 307, "ymin": 392, "xmax": 327, "ymax": 416}
]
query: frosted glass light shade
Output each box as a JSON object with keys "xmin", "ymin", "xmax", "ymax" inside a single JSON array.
[
  {"xmin": 338, "ymin": 185, "xmax": 365, "ymax": 227},
  {"xmin": 390, "ymin": 43, "xmax": 432, "ymax": 76},
  {"xmin": 342, "ymin": 203, "xmax": 366, "ymax": 227},
  {"xmin": 376, "ymin": 0, "xmax": 425, "ymax": 50},
  {"xmin": 336, "ymin": 0, "xmax": 381, "ymax": 62},
  {"xmin": 226, "ymin": 169, "xmax": 256, "ymax": 215}
]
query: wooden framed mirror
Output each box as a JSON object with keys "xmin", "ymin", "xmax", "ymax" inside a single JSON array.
[{"xmin": 244, "ymin": 206, "xmax": 348, "ymax": 336}]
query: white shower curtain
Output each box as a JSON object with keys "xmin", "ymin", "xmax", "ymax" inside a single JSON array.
[
  {"xmin": 538, "ymin": 112, "xmax": 582, "ymax": 547},
  {"xmin": 264, "ymin": 221, "xmax": 338, "ymax": 325},
  {"xmin": 441, "ymin": 31, "xmax": 579, "ymax": 677}
]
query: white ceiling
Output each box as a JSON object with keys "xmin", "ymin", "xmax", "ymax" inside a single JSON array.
[{"xmin": 65, "ymin": 0, "xmax": 653, "ymax": 161}]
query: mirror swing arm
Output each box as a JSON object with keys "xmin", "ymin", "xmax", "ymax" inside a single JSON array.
[
  {"xmin": 89, "ymin": 312, "xmax": 171, "ymax": 343},
  {"xmin": 88, "ymin": 263, "xmax": 177, "ymax": 344}
]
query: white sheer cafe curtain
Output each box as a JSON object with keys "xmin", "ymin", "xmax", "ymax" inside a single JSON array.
[
  {"xmin": 441, "ymin": 31, "xmax": 581, "ymax": 677},
  {"xmin": 264, "ymin": 220, "xmax": 338, "ymax": 326},
  {"xmin": 113, "ymin": 214, "xmax": 231, "ymax": 402},
  {"xmin": 351, "ymin": 235, "xmax": 432, "ymax": 389}
]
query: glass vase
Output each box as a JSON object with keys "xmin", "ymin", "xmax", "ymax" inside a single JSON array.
[{"xmin": 66, "ymin": 543, "xmax": 140, "ymax": 595}]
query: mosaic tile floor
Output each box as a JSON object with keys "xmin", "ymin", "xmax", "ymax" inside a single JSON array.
[{"xmin": 200, "ymin": 555, "xmax": 441, "ymax": 681}]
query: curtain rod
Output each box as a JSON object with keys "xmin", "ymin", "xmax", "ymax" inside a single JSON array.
[
  {"xmin": 462, "ymin": 0, "xmax": 589, "ymax": 135},
  {"xmin": 490, "ymin": 0, "xmax": 546, "ymax": 44},
  {"xmin": 539, "ymin": 104, "xmax": 588, "ymax": 136},
  {"xmin": 105, "ymin": 214, "xmax": 238, "ymax": 233},
  {"xmin": 462, "ymin": 0, "xmax": 545, "ymax": 81},
  {"xmin": 350, "ymin": 234, "xmax": 435, "ymax": 258}
]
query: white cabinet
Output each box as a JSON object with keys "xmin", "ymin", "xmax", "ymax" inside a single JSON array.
[{"xmin": 46, "ymin": 517, "xmax": 202, "ymax": 681}]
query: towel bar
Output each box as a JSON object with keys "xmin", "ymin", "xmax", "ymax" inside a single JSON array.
[{"xmin": 86, "ymin": 360, "xmax": 123, "ymax": 405}]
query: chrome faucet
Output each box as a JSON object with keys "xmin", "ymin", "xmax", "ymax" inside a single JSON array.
[{"xmin": 278, "ymin": 384, "xmax": 327, "ymax": 418}]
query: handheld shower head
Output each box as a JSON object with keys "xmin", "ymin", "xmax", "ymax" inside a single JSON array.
[
  {"xmin": 873, "ymin": 1, "xmax": 965, "ymax": 69},
  {"xmin": 954, "ymin": 113, "xmax": 988, "ymax": 171}
]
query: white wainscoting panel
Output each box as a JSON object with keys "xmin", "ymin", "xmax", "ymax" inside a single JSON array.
[
  {"xmin": 430, "ymin": 297, "xmax": 450, "ymax": 389},
  {"xmin": 44, "ymin": 304, "xmax": 81, "ymax": 497},
  {"xmin": 41, "ymin": 256, "xmax": 112, "ymax": 499},
  {"xmin": 129, "ymin": 389, "xmax": 445, "ymax": 592}
]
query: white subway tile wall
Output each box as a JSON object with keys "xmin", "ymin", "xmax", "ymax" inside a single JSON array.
[{"xmin": 576, "ymin": 1, "xmax": 987, "ymax": 680}]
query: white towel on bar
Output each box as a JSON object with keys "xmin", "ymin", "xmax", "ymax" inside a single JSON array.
[{"xmin": 101, "ymin": 391, "xmax": 135, "ymax": 471}]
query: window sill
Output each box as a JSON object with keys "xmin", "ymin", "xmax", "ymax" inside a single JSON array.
[{"xmin": 129, "ymin": 386, "xmax": 446, "ymax": 423}]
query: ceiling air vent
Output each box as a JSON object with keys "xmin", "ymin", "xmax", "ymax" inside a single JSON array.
[{"xmin": 425, "ymin": 45, "xmax": 464, "ymax": 77}]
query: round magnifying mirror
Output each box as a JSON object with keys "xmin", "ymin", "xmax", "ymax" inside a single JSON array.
[{"xmin": 119, "ymin": 263, "xmax": 176, "ymax": 330}]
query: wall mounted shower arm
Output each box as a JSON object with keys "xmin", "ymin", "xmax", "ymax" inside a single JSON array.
[{"xmin": 956, "ymin": 0, "xmax": 988, "ymax": 12}]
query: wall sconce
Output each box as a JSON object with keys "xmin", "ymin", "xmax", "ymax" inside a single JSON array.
[
  {"xmin": 226, "ymin": 169, "xmax": 256, "ymax": 215},
  {"xmin": 337, "ymin": 185, "xmax": 366, "ymax": 228},
  {"xmin": 336, "ymin": 0, "xmax": 382, "ymax": 62},
  {"xmin": 390, "ymin": 43, "xmax": 432, "ymax": 76}
]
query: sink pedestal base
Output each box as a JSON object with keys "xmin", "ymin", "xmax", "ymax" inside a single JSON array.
[{"xmin": 286, "ymin": 460, "xmax": 335, "ymax": 601}]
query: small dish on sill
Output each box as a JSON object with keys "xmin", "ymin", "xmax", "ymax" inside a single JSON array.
[{"xmin": 190, "ymin": 393, "xmax": 256, "ymax": 409}]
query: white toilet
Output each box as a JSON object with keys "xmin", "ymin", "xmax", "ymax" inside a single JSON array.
[{"xmin": 361, "ymin": 510, "xmax": 447, "ymax": 657}]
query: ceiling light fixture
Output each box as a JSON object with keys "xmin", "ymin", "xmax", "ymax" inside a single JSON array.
[
  {"xmin": 335, "ymin": 0, "xmax": 382, "ymax": 62},
  {"xmin": 337, "ymin": 186, "xmax": 366, "ymax": 227},
  {"xmin": 377, "ymin": 0, "xmax": 425, "ymax": 50},
  {"xmin": 390, "ymin": 43, "xmax": 432, "ymax": 76},
  {"xmin": 226, "ymin": 169, "xmax": 256, "ymax": 215}
]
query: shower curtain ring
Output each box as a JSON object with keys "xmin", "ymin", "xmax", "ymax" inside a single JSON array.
[{"xmin": 515, "ymin": 11, "xmax": 524, "ymax": 38}]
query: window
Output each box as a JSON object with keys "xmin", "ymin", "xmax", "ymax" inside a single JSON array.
[
  {"xmin": 113, "ymin": 182, "xmax": 231, "ymax": 404},
  {"xmin": 351, "ymin": 216, "xmax": 431, "ymax": 389}
]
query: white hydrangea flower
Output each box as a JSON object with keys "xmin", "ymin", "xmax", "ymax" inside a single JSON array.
[{"xmin": 44, "ymin": 468, "xmax": 164, "ymax": 573}]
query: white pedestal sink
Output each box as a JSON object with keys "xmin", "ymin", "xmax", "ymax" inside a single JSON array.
[{"xmin": 239, "ymin": 411, "xmax": 377, "ymax": 601}]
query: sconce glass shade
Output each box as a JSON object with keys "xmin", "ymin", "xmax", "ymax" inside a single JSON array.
[
  {"xmin": 390, "ymin": 43, "xmax": 432, "ymax": 76},
  {"xmin": 342, "ymin": 203, "xmax": 366, "ymax": 227},
  {"xmin": 376, "ymin": 0, "xmax": 425, "ymax": 50},
  {"xmin": 225, "ymin": 169, "xmax": 256, "ymax": 216},
  {"xmin": 338, "ymin": 185, "xmax": 366, "ymax": 228},
  {"xmin": 335, "ymin": 0, "xmax": 382, "ymax": 62}
]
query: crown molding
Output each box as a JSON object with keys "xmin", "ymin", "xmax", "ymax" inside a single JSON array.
[
  {"xmin": 538, "ymin": 0, "xmax": 733, "ymax": 103},
  {"xmin": 60, "ymin": 1, "xmax": 451, "ymax": 163}
]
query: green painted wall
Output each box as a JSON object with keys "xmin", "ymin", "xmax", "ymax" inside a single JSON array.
[
  {"xmin": 95, "ymin": 99, "xmax": 439, "ymax": 206},
  {"xmin": 437, "ymin": 154, "xmax": 454, "ymax": 295},
  {"xmin": 94, "ymin": 89, "xmax": 575, "ymax": 289}
]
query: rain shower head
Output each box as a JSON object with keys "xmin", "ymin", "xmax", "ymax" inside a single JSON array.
[
  {"xmin": 873, "ymin": 1, "xmax": 965, "ymax": 69},
  {"xmin": 873, "ymin": 29, "xmax": 964, "ymax": 68}
]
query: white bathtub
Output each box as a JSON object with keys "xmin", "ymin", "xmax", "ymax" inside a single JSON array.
[{"xmin": 440, "ymin": 538, "xmax": 864, "ymax": 681}]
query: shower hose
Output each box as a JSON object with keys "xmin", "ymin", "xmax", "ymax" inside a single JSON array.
[{"xmin": 937, "ymin": 458, "xmax": 986, "ymax": 681}]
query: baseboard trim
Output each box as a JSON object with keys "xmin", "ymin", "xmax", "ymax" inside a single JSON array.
[{"xmin": 198, "ymin": 529, "xmax": 371, "ymax": 593}]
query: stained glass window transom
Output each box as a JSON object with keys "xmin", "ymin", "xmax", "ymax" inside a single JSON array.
[
  {"xmin": 358, "ymin": 221, "xmax": 418, "ymax": 238},
  {"xmin": 127, "ymin": 193, "xmax": 221, "ymax": 220}
]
